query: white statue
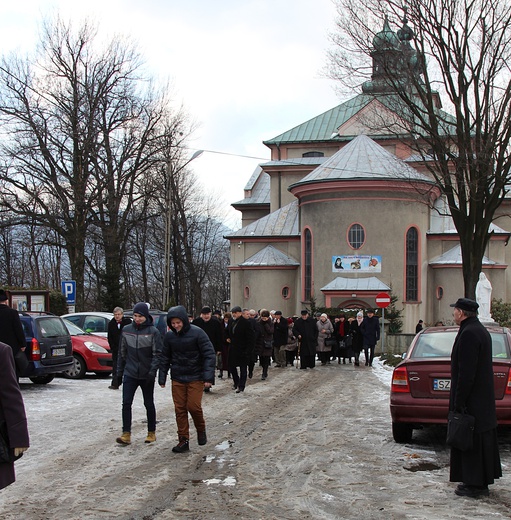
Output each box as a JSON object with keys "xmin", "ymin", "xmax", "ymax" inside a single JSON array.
[{"xmin": 476, "ymin": 272, "xmax": 493, "ymax": 321}]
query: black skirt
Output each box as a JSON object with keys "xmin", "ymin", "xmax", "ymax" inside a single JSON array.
[{"xmin": 449, "ymin": 428, "xmax": 502, "ymax": 486}]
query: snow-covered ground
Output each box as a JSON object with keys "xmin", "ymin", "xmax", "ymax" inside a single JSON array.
[{"xmin": 1, "ymin": 356, "xmax": 510, "ymax": 520}]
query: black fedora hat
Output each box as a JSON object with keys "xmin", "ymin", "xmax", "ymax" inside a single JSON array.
[{"xmin": 450, "ymin": 298, "xmax": 479, "ymax": 313}]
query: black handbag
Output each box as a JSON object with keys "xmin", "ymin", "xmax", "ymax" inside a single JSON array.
[
  {"xmin": 446, "ymin": 410, "xmax": 475, "ymax": 451},
  {"xmin": 324, "ymin": 337, "xmax": 338, "ymax": 348},
  {"xmin": 0, "ymin": 420, "xmax": 21, "ymax": 463},
  {"xmin": 14, "ymin": 350, "xmax": 29, "ymax": 374}
]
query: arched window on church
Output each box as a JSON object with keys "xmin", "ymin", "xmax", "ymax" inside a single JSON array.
[
  {"xmin": 405, "ymin": 227, "xmax": 419, "ymax": 301},
  {"xmin": 302, "ymin": 151, "xmax": 324, "ymax": 157},
  {"xmin": 304, "ymin": 228, "xmax": 312, "ymax": 301}
]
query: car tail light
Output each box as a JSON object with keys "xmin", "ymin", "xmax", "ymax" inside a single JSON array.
[
  {"xmin": 391, "ymin": 366, "xmax": 410, "ymax": 393},
  {"xmin": 31, "ymin": 338, "xmax": 41, "ymax": 361},
  {"xmin": 506, "ymin": 370, "xmax": 511, "ymax": 395}
]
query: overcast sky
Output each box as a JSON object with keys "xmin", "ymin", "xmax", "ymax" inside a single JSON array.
[{"xmin": 1, "ymin": 1, "xmax": 343, "ymax": 226}]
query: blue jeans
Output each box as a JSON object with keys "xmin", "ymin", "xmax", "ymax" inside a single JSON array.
[{"xmin": 122, "ymin": 375, "xmax": 156, "ymax": 432}]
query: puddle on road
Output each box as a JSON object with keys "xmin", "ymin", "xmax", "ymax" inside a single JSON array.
[{"xmin": 404, "ymin": 461, "xmax": 442, "ymax": 472}]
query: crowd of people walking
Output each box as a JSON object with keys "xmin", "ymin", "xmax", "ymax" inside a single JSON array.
[{"xmin": 110, "ymin": 304, "xmax": 381, "ymax": 453}]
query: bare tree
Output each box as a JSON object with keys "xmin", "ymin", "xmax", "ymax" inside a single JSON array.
[
  {"xmin": 327, "ymin": 0, "xmax": 511, "ymax": 297},
  {"xmin": 0, "ymin": 17, "xmax": 187, "ymax": 309}
]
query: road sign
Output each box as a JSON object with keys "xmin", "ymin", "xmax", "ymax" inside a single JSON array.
[
  {"xmin": 61, "ymin": 280, "xmax": 76, "ymax": 305},
  {"xmin": 375, "ymin": 292, "xmax": 391, "ymax": 308}
]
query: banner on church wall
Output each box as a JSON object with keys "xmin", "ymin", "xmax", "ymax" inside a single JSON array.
[{"xmin": 332, "ymin": 255, "xmax": 382, "ymax": 273}]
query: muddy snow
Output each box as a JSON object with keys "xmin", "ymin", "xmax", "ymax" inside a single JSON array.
[{"xmin": 1, "ymin": 357, "xmax": 510, "ymax": 519}]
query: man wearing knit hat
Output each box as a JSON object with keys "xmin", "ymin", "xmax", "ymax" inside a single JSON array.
[{"xmin": 116, "ymin": 302, "xmax": 163, "ymax": 446}]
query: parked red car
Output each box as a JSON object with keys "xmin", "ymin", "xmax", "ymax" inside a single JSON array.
[
  {"xmin": 390, "ymin": 325, "xmax": 511, "ymax": 443},
  {"xmin": 62, "ymin": 319, "xmax": 112, "ymax": 379}
]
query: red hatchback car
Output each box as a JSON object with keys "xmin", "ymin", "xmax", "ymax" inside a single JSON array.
[
  {"xmin": 62, "ymin": 319, "xmax": 112, "ymax": 379},
  {"xmin": 390, "ymin": 325, "xmax": 511, "ymax": 443}
]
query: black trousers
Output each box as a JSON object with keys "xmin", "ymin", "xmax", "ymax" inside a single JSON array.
[
  {"xmin": 300, "ymin": 354, "xmax": 315, "ymax": 369},
  {"xmin": 230, "ymin": 364, "xmax": 248, "ymax": 390}
]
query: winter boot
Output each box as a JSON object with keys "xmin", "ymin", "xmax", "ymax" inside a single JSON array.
[
  {"xmin": 198, "ymin": 430, "xmax": 207, "ymax": 446},
  {"xmin": 116, "ymin": 432, "xmax": 131, "ymax": 445},
  {"xmin": 145, "ymin": 431, "xmax": 156, "ymax": 443},
  {"xmin": 172, "ymin": 437, "xmax": 190, "ymax": 453}
]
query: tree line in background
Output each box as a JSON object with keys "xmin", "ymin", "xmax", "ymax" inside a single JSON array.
[{"xmin": 0, "ymin": 17, "xmax": 230, "ymax": 314}]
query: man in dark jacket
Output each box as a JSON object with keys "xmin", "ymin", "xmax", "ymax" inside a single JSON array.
[
  {"xmin": 292, "ymin": 310, "xmax": 318, "ymax": 369},
  {"xmin": 360, "ymin": 308, "xmax": 380, "ymax": 367},
  {"xmin": 107, "ymin": 307, "xmax": 132, "ymax": 390},
  {"xmin": 227, "ymin": 306, "xmax": 255, "ymax": 392},
  {"xmin": 193, "ymin": 306, "xmax": 223, "ymax": 391},
  {"xmin": 449, "ymin": 297, "xmax": 502, "ymax": 497},
  {"xmin": 0, "ymin": 290, "xmax": 26, "ymax": 376},
  {"xmin": 116, "ymin": 302, "xmax": 162, "ymax": 446},
  {"xmin": 159, "ymin": 305, "xmax": 215, "ymax": 453}
]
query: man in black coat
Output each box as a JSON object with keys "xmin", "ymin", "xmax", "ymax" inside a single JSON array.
[
  {"xmin": 107, "ymin": 307, "xmax": 132, "ymax": 389},
  {"xmin": 0, "ymin": 290, "xmax": 26, "ymax": 376},
  {"xmin": 449, "ymin": 297, "xmax": 502, "ymax": 497},
  {"xmin": 360, "ymin": 308, "xmax": 380, "ymax": 367},
  {"xmin": 193, "ymin": 306, "xmax": 223, "ymax": 391},
  {"xmin": 227, "ymin": 306, "xmax": 255, "ymax": 392},
  {"xmin": 292, "ymin": 310, "xmax": 318, "ymax": 369}
]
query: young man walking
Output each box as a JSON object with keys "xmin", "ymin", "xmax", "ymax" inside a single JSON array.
[
  {"xmin": 159, "ymin": 305, "xmax": 216, "ymax": 453},
  {"xmin": 116, "ymin": 302, "xmax": 162, "ymax": 445}
]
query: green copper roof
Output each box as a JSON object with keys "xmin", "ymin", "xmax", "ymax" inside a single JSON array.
[
  {"xmin": 263, "ymin": 93, "xmax": 456, "ymax": 145},
  {"xmin": 263, "ymin": 94, "xmax": 372, "ymax": 145}
]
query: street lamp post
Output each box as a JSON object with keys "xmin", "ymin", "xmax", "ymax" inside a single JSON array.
[{"xmin": 163, "ymin": 150, "xmax": 203, "ymax": 308}]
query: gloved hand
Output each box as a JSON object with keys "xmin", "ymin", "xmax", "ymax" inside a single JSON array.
[{"xmin": 14, "ymin": 447, "xmax": 28, "ymax": 457}]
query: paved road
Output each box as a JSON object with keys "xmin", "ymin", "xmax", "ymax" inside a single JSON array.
[{"xmin": 3, "ymin": 362, "xmax": 511, "ymax": 519}]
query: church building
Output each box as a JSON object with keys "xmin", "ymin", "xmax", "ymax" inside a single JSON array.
[{"xmin": 225, "ymin": 18, "xmax": 511, "ymax": 332}]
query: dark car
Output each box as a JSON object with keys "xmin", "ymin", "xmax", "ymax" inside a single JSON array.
[
  {"xmin": 390, "ymin": 325, "xmax": 511, "ymax": 442},
  {"xmin": 18, "ymin": 313, "xmax": 74, "ymax": 384},
  {"xmin": 123, "ymin": 309, "xmax": 167, "ymax": 337},
  {"xmin": 62, "ymin": 320, "xmax": 112, "ymax": 379}
]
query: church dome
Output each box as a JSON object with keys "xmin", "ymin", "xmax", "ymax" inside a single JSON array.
[{"xmin": 373, "ymin": 18, "xmax": 400, "ymax": 50}]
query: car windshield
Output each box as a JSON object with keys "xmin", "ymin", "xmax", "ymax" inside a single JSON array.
[
  {"xmin": 411, "ymin": 330, "xmax": 510, "ymax": 359},
  {"xmin": 38, "ymin": 317, "xmax": 69, "ymax": 338},
  {"xmin": 63, "ymin": 319, "xmax": 89, "ymax": 336}
]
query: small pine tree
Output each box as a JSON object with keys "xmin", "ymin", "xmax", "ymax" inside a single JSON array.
[
  {"xmin": 49, "ymin": 290, "xmax": 68, "ymax": 315},
  {"xmin": 385, "ymin": 291, "xmax": 403, "ymax": 334}
]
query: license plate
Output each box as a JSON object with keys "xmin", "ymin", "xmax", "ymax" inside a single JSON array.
[
  {"xmin": 52, "ymin": 347, "xmax": 66, "ymax": 357},
  {"xmin": 433, "ymin": 378, "xmax": 450, "ymax": 391}
]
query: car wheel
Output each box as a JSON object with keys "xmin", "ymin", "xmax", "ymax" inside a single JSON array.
[
  {"xmin": 29, "ymin": 374, "xmax": 55, "ymax": 384},
  {"xmin": 392, "ymin": 422, "xmax": 413, "ymax": 443},
  {"xmin": 63, "ymin": 354, "xmax": 87, "ymax": 379}
]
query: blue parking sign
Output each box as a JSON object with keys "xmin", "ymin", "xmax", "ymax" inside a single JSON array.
[{"xmin": 61, "ymin": 280, "xmax": 76, "ymax": 305}]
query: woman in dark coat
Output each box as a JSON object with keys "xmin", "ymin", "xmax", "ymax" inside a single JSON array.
[
  {"xmin": 449, "ymin": 298, "xmax": 502, "ymax": 497},
  {"xmin": 0, "ymin": 342, "xmax": 30, "ymax": 490},
  {"xmin": 350, "ymin": 312, "xmax": 364, "ymax": 367},
  {"xmin": 255, "ymin": 309, "xmax": 274, "ymax": 380}
]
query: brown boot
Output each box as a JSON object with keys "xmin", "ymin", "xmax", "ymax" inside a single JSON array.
[
  {"xmin": 145, "ymin": 431, "xmax": 156, "ymax": 443},
  {"xmin": 116, "ymin": 432, "xmax": 131, "ymax": 445}
]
